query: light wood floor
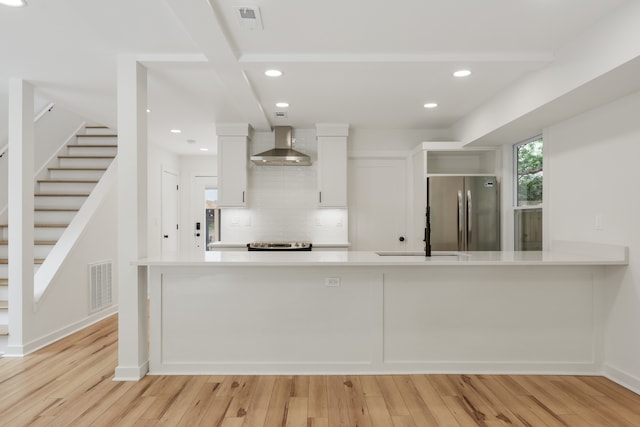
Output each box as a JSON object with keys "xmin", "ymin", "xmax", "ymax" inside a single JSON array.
[{"xmin": 1, "ymin": 315, "xmax": 640, "ymax": 426}]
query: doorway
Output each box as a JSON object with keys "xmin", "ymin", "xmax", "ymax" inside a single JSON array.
[
  {"xmin": 161, "ymin": 169, "xmax": 179, "ymax": 254},
  {"xmin": 191, "ymin": 175, "xmax": 219, "ymax": 252}
]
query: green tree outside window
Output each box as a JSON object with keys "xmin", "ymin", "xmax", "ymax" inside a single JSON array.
[{"xmin": 516, "ymin": 137, "xmax": 543, "ymax": 206}]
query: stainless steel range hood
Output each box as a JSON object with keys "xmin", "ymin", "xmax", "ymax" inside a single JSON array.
[{"xmin": 250, "ymin": 126, "xmax": 311, "ymax": 166}]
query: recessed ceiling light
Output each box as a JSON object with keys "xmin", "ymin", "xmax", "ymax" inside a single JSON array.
[
  {"xmin": 0, "ymin": 0, "xmax": 27, "ymax": 7},
  {"xmin": 265, "ymin": 69, "xmax": 283, "ymax": 77},
  {"xmin": 146, "ymin": 108, "xmax": 151, "ymax": 113},
  {"xmin": 200, "ymin": 148, "xmax": 209, "ymax": 152},
  {"xmin": 170, "ymin": 129, "xmax": 182, "ymax": 134},
  {"xmin": 453, "ymin": 69, "xmax": 472, "ymax": 77},
  {"xmin": 424, "ymin": 103, "xmax": 438, "ymax": 109},
  {"xmin": 275, "ymin": 102, "xmax": 289, "ymax": 108}
]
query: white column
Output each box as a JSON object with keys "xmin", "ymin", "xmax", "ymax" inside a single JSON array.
[
  {"xmin": 7, "ymin": 79, "xmax": 35, "ymax": 355},
  {"xmin": 114, "ymin": 55, "xmax": 149, "ymax": 380}
]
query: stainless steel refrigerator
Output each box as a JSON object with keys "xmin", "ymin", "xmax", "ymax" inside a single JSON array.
[{"xmin": 428, "ymin": 176, "xmax": 499, "ymax": 251}]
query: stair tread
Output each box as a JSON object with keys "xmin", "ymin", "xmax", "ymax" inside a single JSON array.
[
  {"xmin": 48, "ymin": 167, "xmax": 107, "ymax": 171},
  {"xmin": 57, "ymin": 155, "xmax": 115, "ymax": 159},
  {"xmin": 38, "ymin": 180, "xmax": 99, "ymax": 183},
  {"xmin": 0, "ymin": 300, "xmax": 7, "ymax": 309},
  {"xmin": 68, "ymin": 144, "xmax": 117, "ymax": 148},
  {"xmin": 0, "ymin": 325, "xmax": 7, "ymax": 335},
  {"xmin": 0, "ymin": 240, "xmax": 57, "ymax": 245},
  {"xmin": 35, "ymin": 193, "xmax": 89, "ymax": 197},
  {"xmin": 35, "ymin": 208, "xmax": 79, "ymax": 211},
  {"xmin": 1, "ymin": 223, "xmax": 71, "ymax": 229},
  {"xmin": 76, "ymin": 134, "xmax": 117, "ymax": 137},
  {"xmin": 0, "ymin": 279, "xmax": 7, "ymax": 286},
  {"xmin": 0, "ymin": 259, "xmax": 44, "ymax": 264}
]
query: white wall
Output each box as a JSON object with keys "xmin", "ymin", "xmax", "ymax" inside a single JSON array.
[
  {"xmin": 220, "ymin": 128, "xmax": 348, "ymax": 244},
  {"xmin": 545, "ymin": 89, "xmax": 640, "ymax": 391},
  {"xmin": 25, "ymin": 179, "xmax": 118, "ymax": 352}
]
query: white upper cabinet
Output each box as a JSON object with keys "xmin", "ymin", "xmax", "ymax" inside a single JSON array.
[
  {"xmin": 316, "ymin": 124, "xmax": 349, "ymax": 208},
  {"xmin": 216, "ymin": 124, "xmax": 250, "ymax": 207}
]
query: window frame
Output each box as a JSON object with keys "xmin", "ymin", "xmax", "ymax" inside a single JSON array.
[
  {"xmin": 513, "ymin": 135, "xmax": 543, "ymax": 210},
  {"xmin": 513, "ymin": 135, "xmax": 543, "ymax": 251}
]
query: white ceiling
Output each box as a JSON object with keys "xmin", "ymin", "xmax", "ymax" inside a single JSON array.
[{"xmin": 0, "ymin": 0, "xmax": 635, "ymax": 155}]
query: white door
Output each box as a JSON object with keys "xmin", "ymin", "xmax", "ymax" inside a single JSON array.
[
  {"xmin": 348, "ymin": 158, "xmax": 407, "ymax": 251},
  {"xmin": 191, "ymin": 175, "xmax": 218, "ymax": 252},
  {"xmin": 161, "ymin": 170, "xmax": 179, "ymax": 254}
]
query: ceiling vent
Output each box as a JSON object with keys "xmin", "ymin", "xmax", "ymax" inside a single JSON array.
[
  {"xmin": 235, "ymin": 6, "xmax": 263, "ymax": 30},
  {"xmin": 274, "ymin": 111, "xmax": 287, "ymax": 118}
]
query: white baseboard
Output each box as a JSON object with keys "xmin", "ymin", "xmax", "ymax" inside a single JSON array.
[
  {"xmin": 604, "ymin": 364, "xmax": 640, "ymax": 395},
  {"xmin": 114, "ymin": 361, "xmax": 149, "ymax": 381},
  {"xmin": 3, "ymin": 306, "xmax": 118, "ymax": 357}
]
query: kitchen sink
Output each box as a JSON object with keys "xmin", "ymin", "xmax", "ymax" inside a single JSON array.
[{"xmin": 375, "ymin": 251, "xmax": 467, "ymax": 257}]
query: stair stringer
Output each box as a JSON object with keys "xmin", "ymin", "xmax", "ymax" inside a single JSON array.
[{"xmin": 34, "ymin": 158, "xmax": 118, "ymax": 305}]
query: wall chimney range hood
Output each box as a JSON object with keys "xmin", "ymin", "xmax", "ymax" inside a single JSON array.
[{"xmin": 251, "ymin": 126, "xmax": 311, "ymax": 166}]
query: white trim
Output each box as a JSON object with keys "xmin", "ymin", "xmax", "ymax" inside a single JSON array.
[
  {"xmin": 604, "ymin": 364, "xmax": 640, "ymax": 396},
  {"xmin": 114, "ymin": 361, "xmax": 150, "ymax": 381},
  {"xmin": 149, "ymin": 361, "xmax": 602, "ymax": 377},
  {"xmin": 136, "ymin": 53, "xmax": 208, "ymax": 63},
  {"xmin": 513, "ymin": 205, "xmax": 543, "ymax": 211},
  {"xmin": 3, "ymin": 306, "xmax": 117, "ymax": 357},
  {"xmin": 239, "ymin": 52, "xmax": 555, "ymax": 64}
]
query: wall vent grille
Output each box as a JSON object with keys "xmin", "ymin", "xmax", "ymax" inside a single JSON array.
[{"xmin": 89, "ymin": 261, "xmax": 113, "ymax": 313}]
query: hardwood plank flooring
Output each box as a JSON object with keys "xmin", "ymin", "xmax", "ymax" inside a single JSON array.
[{"xmin": 2, "ymin": 315, "xmax": 640, "ymax": 426}]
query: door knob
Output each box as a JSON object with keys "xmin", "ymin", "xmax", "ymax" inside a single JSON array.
[
  {"xmin": 399, "ymin": 236, "xmax": 405, "ymax": 242},
  {"xmin": 164, "ymin": 235, "xmax": 169, "ymax": 238}
]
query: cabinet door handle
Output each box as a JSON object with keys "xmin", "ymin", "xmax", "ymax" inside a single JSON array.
[
  {"xmin": 319, "ymin": 191, "xmax": 322, "ymax": 203},
  {"xmin": 242, "ymin": 191, "xmax": 245, "ymax": 203}
]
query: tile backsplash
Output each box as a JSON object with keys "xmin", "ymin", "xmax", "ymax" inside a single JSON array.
[{"xmin": 219, "ymin": 129, "xmax": 348, "ymax": 244}]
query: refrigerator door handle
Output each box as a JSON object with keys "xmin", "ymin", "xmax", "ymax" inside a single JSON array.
[
  {"xmin": 467, "ymin": 189, "xmax": 473, "ymax": 249},
  {"xmin": 457, "ymin": 190, "xmax": 464, "ymax": 249}
]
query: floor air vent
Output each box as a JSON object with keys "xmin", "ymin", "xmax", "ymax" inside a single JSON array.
[{"xmin": 89, "ymin": 261, "xmax": 113, "ymax": 313}]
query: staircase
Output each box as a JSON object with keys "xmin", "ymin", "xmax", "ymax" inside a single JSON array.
[{"xmin": 0, "ymin": 126, "xmax": 117, "ymax": 349}]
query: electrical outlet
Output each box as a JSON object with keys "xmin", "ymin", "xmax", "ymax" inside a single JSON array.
[
  {"xmin": 595, "ymin": 214, "xmax": 604, "ymax": 230},
  {"xmin": 325, "ymin": 277, "xmax": 340, "ymax": 287}
]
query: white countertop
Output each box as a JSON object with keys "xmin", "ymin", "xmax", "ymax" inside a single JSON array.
[{"xmin": 136, "ymin": 241, "xmax": 628, "ymax": 267}]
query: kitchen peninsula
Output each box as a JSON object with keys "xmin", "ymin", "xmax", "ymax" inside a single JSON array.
[{"xmin": 131, "ymin": 241, "xmax": 627, "ymax": 378}]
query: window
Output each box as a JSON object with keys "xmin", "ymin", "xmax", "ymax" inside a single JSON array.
[{"xmin": 514, "ymin": 136, "xmax": 543, "ymax": 250}]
